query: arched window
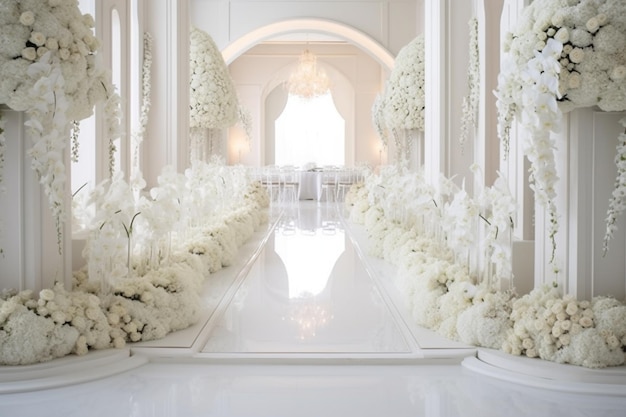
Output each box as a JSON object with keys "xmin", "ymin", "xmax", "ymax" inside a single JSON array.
[{"xmin": 275, "ymin": 92, "xmax": 345, "ymax": 167}]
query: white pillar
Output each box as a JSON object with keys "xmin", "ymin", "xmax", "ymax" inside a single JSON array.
[
  {"xmin": 535, "ymin": 109, "xmax": 626, "ymax": 301},
  {"xmin": 499, "ymin": 0, "xmax": 534, "ymax": 242},
  {"xmin": 424, "ymin": 0, "xmax": 448, "ymax": 185},
  {"xmin": 0, "ymin": 108, "xmax": 72, "ymax": 293},
  {"xmin": 498, "ymin": 0, "xmax": 535, "ymax": 295},
  {"xmin": 144, "ymin": 0, "xmax": 190, "ymax": 187},
  {"xmin": 474, "ymin": 0, "xmax": 503, "ymax": 191}
]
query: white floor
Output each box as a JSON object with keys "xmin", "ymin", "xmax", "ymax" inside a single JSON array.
[{"xmin": 1, "ymin": 202, "xmax": 625, "ymax": 416}]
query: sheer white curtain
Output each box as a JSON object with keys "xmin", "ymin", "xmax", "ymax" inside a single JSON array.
[{"xmin": 275, "ymin": 92, "xmax": 345, "ymax": 168}]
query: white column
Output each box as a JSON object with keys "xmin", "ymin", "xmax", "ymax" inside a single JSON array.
[
  {"xmin": 498, "ymin": 0, "xmax": 535, "ymax": 295},
  {"xmin": 499, "ymin": 0, "xmax": 534, "ymax": 242},
  {"xmin": 0, "ymin": 108, "xmax": 72, "ymax": 293},
  {"xmin": 144, "ymin": 0, "xmax": 190, "ymax": 187},
  {"xmin": 474, "ymin": 0, "xmax": 503, "ymax": 190},
  {"xmin": 424, "ymin": 0, "xmax": 448, "ymax": 185},
  {"xmin": 535, "ymin": 109, "xmax": 626, "ymax": 301}
]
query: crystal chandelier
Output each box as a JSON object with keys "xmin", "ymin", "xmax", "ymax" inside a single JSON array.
[{"xmin": 286, "ymin": 49, "xmax": 330, "ymax": 99}]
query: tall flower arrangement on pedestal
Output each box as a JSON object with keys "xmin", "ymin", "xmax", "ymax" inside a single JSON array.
[
  {"xmin": 189, "ymin": 26, "xmax": 239, "ymax": 160},
  {"xmin": 0, "ymin": 0, "xmax": 119, "ymax": 251},
  {"xmin": 495, "ymin": 0, "xmax": 626, "ymax": 263},
  {"xmin": 375, "ymin": 34, "xmax": 425, "ymax": 165}
]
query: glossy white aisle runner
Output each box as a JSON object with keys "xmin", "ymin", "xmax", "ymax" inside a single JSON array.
[{"xmin": 199, "ymin": 202, "xmax": 415, "ymax": 357}]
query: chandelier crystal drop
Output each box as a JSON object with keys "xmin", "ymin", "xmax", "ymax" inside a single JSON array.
[{"xmin": 286, "ymin": 49, "xmax": 330, "ymax": 99}]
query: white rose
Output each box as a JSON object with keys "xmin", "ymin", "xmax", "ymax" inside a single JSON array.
[
  {"xmin": 606, "ymin": 334, "xmax": 620, "ymax": 350},
  {"xmin": 51, "ymin": 310, "xmax": 66, "ymax": 324},
  {"xmin": 59, "ymin": 48, "xmax": 70, "ymax": 60},
  {"xmin": 567, "ymin": 72, "xmax": 581, "ymax": 89},
  {"xmin": 20, "ymin": 11, "xmax": 35, "ymax": 26},
  {"xmin": 113, "ymin": 337, "xmax": 126, "ymax": 348},
  {"xmin": 522, "ymin": 338, "xmax": 535, "ymax": 350},
  {"xmin": 85, "ymin": 307, "xmax": 100, "ymax": 320},
  {"xmin": 554, "ymin": 27, "xmax": 569, "ymax": 43},
  {"xmin": 611, "ymin": 66, "xmax": 626, "ymax": 81},
  {"xmin": 565, "ymin": 302, "xmax": 578, "ymax": 315},
  {"xmin": 37, "ymin": 46, "xmax": 49, "ymax": 58},
  {"xmin": 569, "ymin": 48, "xmax": 585, "ymax": 64},
  {"xmin": 29, "ymin": 31, "xmax": 46, "ymax": 47},
  {"xmin": 586, "ymin": 17, "xmax": 600, "ymax": 33},
  {"xmin": 39, "ymin": 288, "xmax": 55, "ymax": 301},
  {"xmin": 45, "ymin": 37, "xmax": 59, "ymax": 51},
  {"xmin": 21, "ymin": 47, "xmax": 37, "ymax": 61},
  {"xmin": 579, "ymin": 316, "xmax": 593, "ymax": 328}
]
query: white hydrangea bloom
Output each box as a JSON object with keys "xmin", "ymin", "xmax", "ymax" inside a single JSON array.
[{"xmin": 189, "ymin": 26, "xmax": 239, "ymax": 130}]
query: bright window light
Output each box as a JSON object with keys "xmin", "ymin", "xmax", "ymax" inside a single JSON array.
[{"xmin": 275, "ymin": 92, "xmax": 345, "ymax": 168}]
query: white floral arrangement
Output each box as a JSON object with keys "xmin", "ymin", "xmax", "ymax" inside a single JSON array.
[
  {"xmin": 131, "ymin": 32, "xmax": 153, "ymax": 171},
  {"xmin": 604, "ymin": 116, "xmax": 626, "ymax": 253},
  {"xmin": 24, "ymin": 53, "xmax": 71, "ymax": 250},
  {"xmin": 371, "ymin": 93, "xmax": 389, "ymax": 148},
  {"xmin": 0, "ymin": 112, "xmax": 4, "ymax": 256},
  {"xmin": 0, "ymin": 0, "xmax": 120, "ymax": 252},
  {"xmin": 459, "ymin": 17, "xmax": 480, "ymax": 151},
  {"xmin": 189, "ymin": 26, "xmax": 239, "ymax": 130},
  {"xmin": 381, "ymin": 34, "xmax": 426, "ymax": 132},
  {"xmin": 346, "ymin": 169, "xmax": 626, "ymax": 368},
  {"xmin": 495, "ymin": 0, "xmax": 626, "ymax": 262},
  {"xmin": 1, "ymin": 162, "xmax": 269, "ymax": 365},
  {"xmin": 0, "ymin": 113, "xmax": 5, "ymax": 193},
  {"xmin": 237, "ymin": 104, "xmax": 253, "ymax": 148},
  {"xmin": 0, "ymin": 0, "xmax": 110, "ymax": 120},
  {"xmin": 504, "ymin": 285, "xmax": 626, "ymax": 368}
]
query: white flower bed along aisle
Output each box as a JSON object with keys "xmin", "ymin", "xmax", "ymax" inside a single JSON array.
[
  {"xmin": 0, "ymin": 0, "xmax": 271, "ymax": 366},
  {"xmin": 1, "ymin": 160, "xmax": 269, "ymax": 365},
  {"xmin": 346, "ymin": 168, "xmax": 626, "ymax": 368}
]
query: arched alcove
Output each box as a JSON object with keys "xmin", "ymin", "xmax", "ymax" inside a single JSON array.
[
  {"xmin": 260, "ymin": 60, "xmax": 354, "ymax": 167},
  {"xmin": 226, "ymin": 19, "xmax": 387, "ymax": 168}
]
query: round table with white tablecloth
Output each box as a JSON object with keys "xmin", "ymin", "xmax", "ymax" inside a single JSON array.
[{"xmin": 297, "ymin": 170, "xmax": 323, "ymax": 200}]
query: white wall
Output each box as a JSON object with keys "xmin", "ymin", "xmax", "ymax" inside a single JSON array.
[{"xmin": 190, "ymin": 0, "xmax": 420, "ymax": 56}]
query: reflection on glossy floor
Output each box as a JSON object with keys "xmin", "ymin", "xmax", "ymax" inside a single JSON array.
[
  {"xmin": 201, "ymin": 203, "xmax": 411, "ymax": 355},
  {"xmin": 1, "ymin": 202, "xmax": 625, "ymax": 417}
]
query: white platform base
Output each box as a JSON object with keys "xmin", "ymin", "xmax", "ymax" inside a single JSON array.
[
  {"xmin": 463, "ymin": 349, "xmax": 626, "ymax": 396},
  {"xmin": 0, "ymin": 349, "xmax": 147, "ymax": 394}
]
